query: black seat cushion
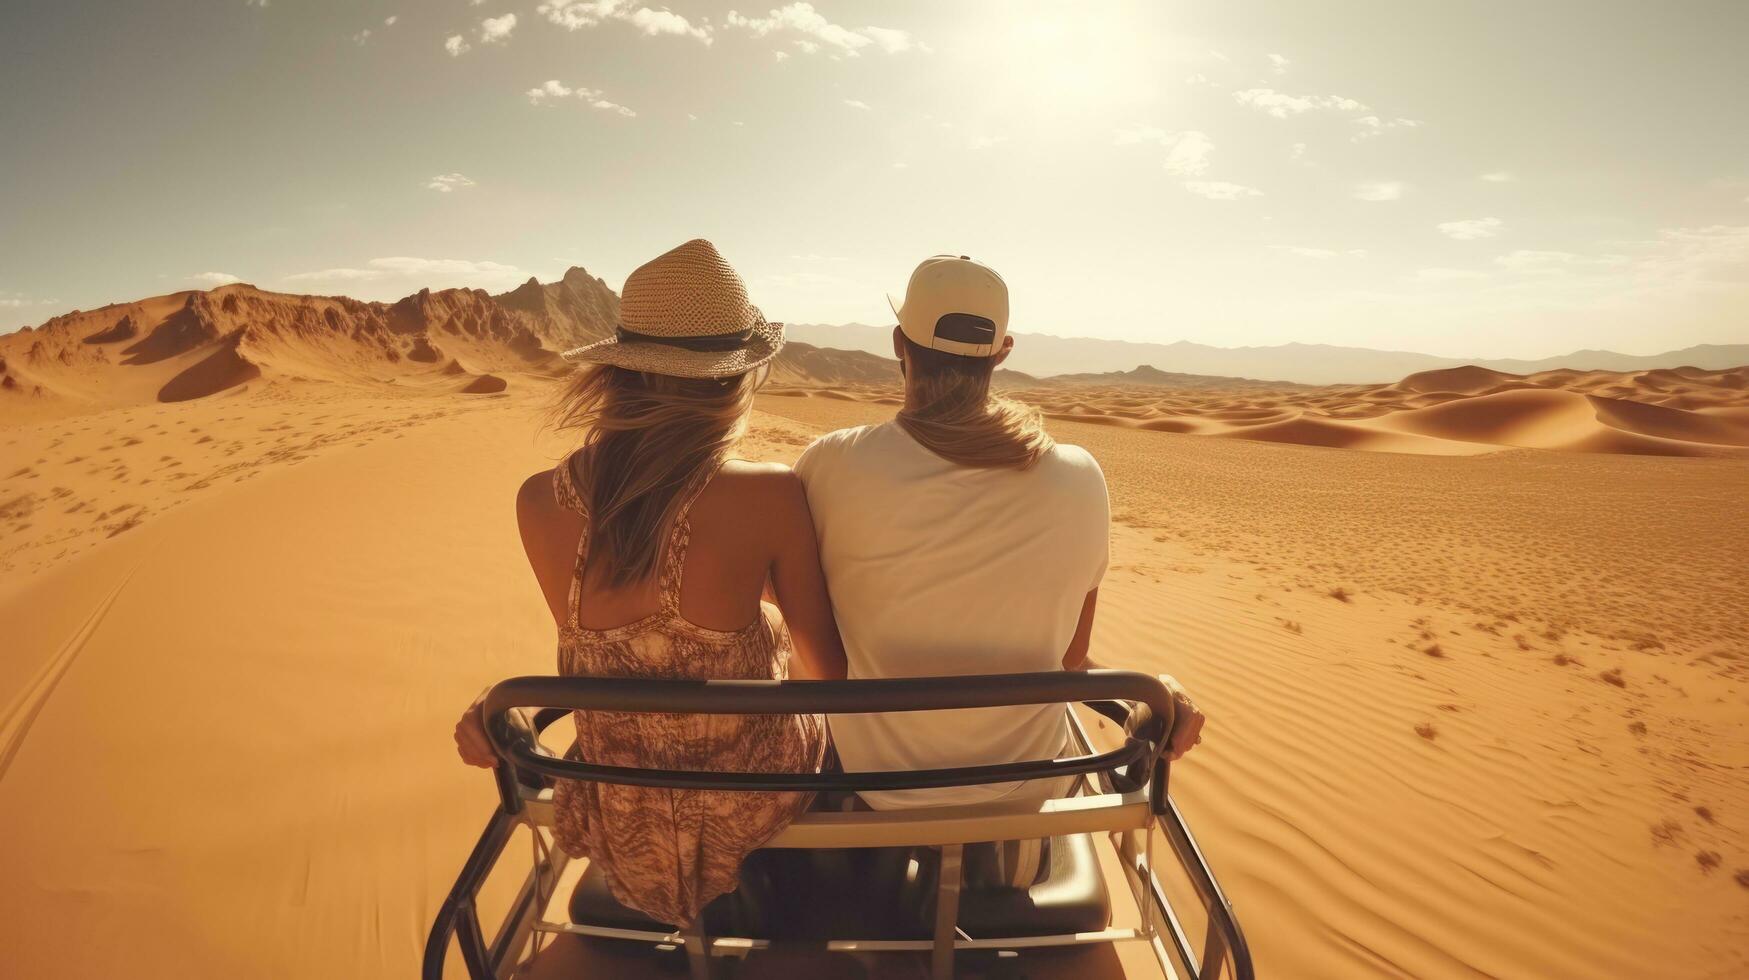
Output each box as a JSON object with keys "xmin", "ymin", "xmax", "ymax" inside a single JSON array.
[
  {"xmin": 568, "ymin": 852, "xmax": 781, "ymax": 936},
  {"xmin": 903, "ymin": 834, "xmax": 1112, "ymax": 938},
  {"xmin": 567, "ymin": 835, "xmax": 1109, "ymax": 942}
]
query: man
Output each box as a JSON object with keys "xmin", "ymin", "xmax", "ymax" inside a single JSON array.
[{"xmin": 793, "ymin": 255, "xmax": 1204, "ymax": 884}]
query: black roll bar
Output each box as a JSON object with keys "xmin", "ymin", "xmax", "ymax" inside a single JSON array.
[{"xmin": 481, "ymin": 670, "xmax": 1174, "ymax": 803}]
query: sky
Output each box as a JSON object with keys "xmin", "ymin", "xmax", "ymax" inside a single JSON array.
[{"xmin": 1, "ymin": 0, "xmax": 1745, "ymax": 359}]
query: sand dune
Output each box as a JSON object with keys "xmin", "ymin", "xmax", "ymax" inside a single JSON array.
[
  {"xmin": 768, "ymin": 364, "xmax": 1749, "ymax": 457},
  {"xmin": 459, "ymin": 373, "xmax": 508, "ymax": 395},
  {"xmin": 1218, "ymin": 413, "xmax": 1480, "ymax": 455},
  {"xmin": 157, "ymin": 335, "xmax": 264, "ymax": 403}
]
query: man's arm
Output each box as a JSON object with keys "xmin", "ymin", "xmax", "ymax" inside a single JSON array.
[{"xmin": 1061, "ymin": 588, "xmax": 1205, "ymax": 761}]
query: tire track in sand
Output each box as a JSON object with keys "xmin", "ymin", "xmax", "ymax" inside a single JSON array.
[{"xmin": 0, "ymin": 565, "xmax": 138, "ymax": 781}]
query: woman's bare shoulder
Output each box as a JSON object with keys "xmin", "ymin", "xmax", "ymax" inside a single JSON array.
[
  {"xmin": 516, "ymin": 467, "xmax": 572, "ymax": 537},
  {"xmin": 705, "ymin": 460, "xmax": 806, "ymax": 517},
  {"xmin": 719, "ymin": 458, "xmax": 794, "ymax": 480},
  {"xmin": 517, "ymin": 467, "xmax": 557, "ymax": 510}
]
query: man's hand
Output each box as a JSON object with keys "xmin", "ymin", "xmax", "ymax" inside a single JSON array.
[
  {"xmin": 1157, "ymin": 673, "xmax": 1206, "ymax": 762},
  {"xmin": 454, "ymin": 692, "xmax": 498, "ymax": 769}
]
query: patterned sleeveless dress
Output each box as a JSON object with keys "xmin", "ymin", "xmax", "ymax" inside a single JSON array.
[{"xmin": 549, "ymin": 456, "xmax": 826, "ymax": 927}]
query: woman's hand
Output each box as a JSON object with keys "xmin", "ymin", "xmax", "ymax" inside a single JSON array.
[
  {"xmin": 1157, "ymin": 673, "xmax": 1206, "ymax": 762},
  {"xmin": 454, "ymin": 692, "xmax": 499, "ymax": 768}
]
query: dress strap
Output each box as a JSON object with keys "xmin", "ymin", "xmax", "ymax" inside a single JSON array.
[
  {"xmin": 656, "ymin": 462, "xmax": 722, "ymax": 614},
  {"xmin": 552, "ymin": 455, "xmax": 589, "ymax": 628},
  {"xmin": 552, "ymin": 454, "xmax": 588, "ymax": 514}
]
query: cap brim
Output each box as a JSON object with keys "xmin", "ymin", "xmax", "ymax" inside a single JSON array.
[{"xmin": 560, "ymin": 318, "xmax": 785, "ymax": 379}]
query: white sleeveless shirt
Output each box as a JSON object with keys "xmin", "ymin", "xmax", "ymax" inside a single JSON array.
[{"xmin": 794, "ymin": 421, "xmax": 1110, "ymax": 809}]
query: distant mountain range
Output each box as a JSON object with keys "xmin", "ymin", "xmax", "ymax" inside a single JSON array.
[
  {"xmin": 785, "ymin": 323, "xmax": 1749, "ymax": 386},
  {"xmin": 0, "ymin": 269, "xmax": 620, "ymax": 412},
  {"xmin": 769, "ymin": 341, "xmax": 1037, "ymax": 387},
  {"xmin": 5, "ymin": 265, "xmax": 1742, "ymax": 420}
]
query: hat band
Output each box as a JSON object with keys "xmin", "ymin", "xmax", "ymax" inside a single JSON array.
[{"xmin": 615, "ymin": 325, "xmax": 754, "ymax": 352}]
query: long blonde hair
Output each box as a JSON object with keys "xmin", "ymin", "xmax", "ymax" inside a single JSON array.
[
  {"xmin": 896, "ymin": 336, "xmax": 1054, "ymax": 470},
  {"xmin": 549, "ymin": 365, "xmax": 760, "ymax": 588}
]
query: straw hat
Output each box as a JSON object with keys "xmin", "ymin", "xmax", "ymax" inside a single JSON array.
[{"xmin": 561, "ymin": 239, "xmax": 784, "ymax": 378}]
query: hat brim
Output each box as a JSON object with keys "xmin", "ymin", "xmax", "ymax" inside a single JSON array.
[{"xmin": 560, "ymin": 318, "xmax": 785, "ymax": 379}]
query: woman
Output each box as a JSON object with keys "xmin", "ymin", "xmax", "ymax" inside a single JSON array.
[{"xmin": 453, "ymin": 239, "xmax": 846, "ymax": 928}]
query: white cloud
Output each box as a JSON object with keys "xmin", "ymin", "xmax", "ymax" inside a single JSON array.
[
  {"xmin": 1480, "ymin": 171, "xmax": 1515, "ymax": 183},
  {"xmin": 245, "ymin": 0, "xmax": 268, "ymax": 7},
  {"xmin": 1115, "ymin": 127, "xmax": 1215, "ymax": 177},
  {"xmin": 587, "ymin": 97, "xmax": 636, "ymax": 117},
  {"xmin": 444, "ymin": 34, "xmax": 470, "ymax": 56},
  {"xmin": 526, "ymin": 79, "xmax": 574, "ymax": 103},
  {"xmin": 1233, "ymin": 88, "xmax": 1367, "ymax": 118},
  {"xmin": 1185, "ymin": 72, "xmax": 1216, "ymax": 88},
  {"xmin": 283, "ymin": 258, "xmax": 530, "ymax": 292},
  {"xmin": 537, "ymin": 2, "xmax": 713, "ymax": 44},
  {"xmin": 629, "ymin": 7, "xmax": 712, "ymax": 41},
  {"xmin": 479, "ymin": 13, "xmax": 517, "ymax": 44},
  {"xmin": 1437, "ymin": 217, "xmax": 1504, "ymax": 241},
  {"xmin": 1401, "ymin": 228, "xmax": 1743, "ymax": 297},
  {"xmin": 351, "ymin": 29, "xmax": 371, "ymax": 45},
  {"xmin": 525, "ymin": 79, "xmax": 636, "ymax": 116},
  {"xmin": 842, "ymin": 98, "xmax": 871, "ymax": 110},
  {"xmin": 1351, "ymin": 115, "xmax": 1423, "ymax": 141},
  {"xmin": 1183, "ymin": 181, "xmax": 1262, "ymax": 200},
  {"xmin": 1353, "ymin": 181, "xmax": 1404, "ymax": 202},
  {"xmin": 1290, "ymin": 141, "xmax": 1309, "ymax": 163},
  {"xmin": 967, "ymin": 134, "xmax": 1005, "ymax": 150},
  {"xmin": 1271, "ymin": 246, "xmax": 1366, "ymax": 259},
  {"xmin": 384, "ymin": 15, "xmax": 397, "ymax": 27},
  {"xmin": 1267, "ymin": 53, "xmax": 1290, "ymax": 74},
  {"xmin": 426, "ymin": 173, "xmax": 477, "ymax": 193},
  {"xmin": 0, "ymin": 292, "xmax": 61, "ymax": 308},
  {"xmin": 537, "ymin": 1, "xmax": 619, "ymax": 30},
  {"xmin": 1627, "ymin": 224, "xmax": 1749, "ymax": 284},
  {"xmin": 773, "ymin": 49, "xmax": 789, "ymax": 61},
  {"xmin": 1492, "ymin": 249, "xmax": 1629, "ymax": 275},
  {"xmin": 1161, "ymin": 132, "xmax": 1214, "ymax": 177},
  {"xmin": 859, "ymin": 26, "xmax": 918, "ymax": 54},
  {"xmin": 189, "ymin": 272, "xmax": 242, "ymax": 285},
  {"xmin": 723, "ymin": 3, "xmax": 923, "ymax": 57}
]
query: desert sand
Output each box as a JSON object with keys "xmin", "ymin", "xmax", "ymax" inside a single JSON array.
[
  {"xmin": 2, "ymin": 283, "xmax": 1747, "ymax": 978},
  {"xmin": 768, "ymin": 361, "xmax": 1749, "ymax": 459}
]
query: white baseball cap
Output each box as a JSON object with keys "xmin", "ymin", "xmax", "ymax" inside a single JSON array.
[{"xmin": 889, "ymin": 254, "xmax": 1009, "ymax": 358}]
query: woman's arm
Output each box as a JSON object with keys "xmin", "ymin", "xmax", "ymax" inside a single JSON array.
[
  {"xmin": 457, "ymin": 470, "xmax": 570, "ymax": 770},
  {"xmin": 766, "ymin": 472, "xmax": 849, "ymax": 680},
  {"xmin": 1062, "ymin": 589, "xmax": 1100, "ymax": 670},
  {"xmin": 516, "ymin": 469, "xmax": 579, "ymax": 627}
]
